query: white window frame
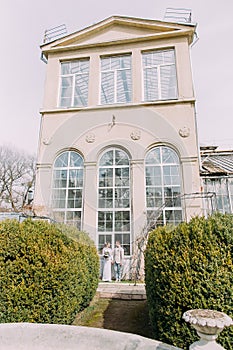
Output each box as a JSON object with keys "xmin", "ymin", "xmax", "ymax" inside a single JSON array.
[
  {"xmin": 142, "ymin": 48, "xmax": 178, "ymax": 102},
  {"xmin": 51, "ymin": 151, "xmax": 84, "ymax": 229},
  {"xmin": 97, "ymin": 148, "xmax": 131, "ymax": 255},
  {"xmin": 145, "ymin": 146, "xmax": 183, "ymax": 227},
  {"xmin": 100, "ymin": 54, "xmax": 132, "ymax": 105},
  {"xmin": 59, "ymin": 59, "xmax": 90, "ymax": 108}
]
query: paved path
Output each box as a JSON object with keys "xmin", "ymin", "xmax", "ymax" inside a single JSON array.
[{"xmin": 97, "ymin": 282, "xmax": 146, "ymax": 300}]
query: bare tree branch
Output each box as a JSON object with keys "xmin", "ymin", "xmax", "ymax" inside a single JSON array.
[{"xmin": 0, "ymin": 145, "xmax": 36, "ymax": 212}]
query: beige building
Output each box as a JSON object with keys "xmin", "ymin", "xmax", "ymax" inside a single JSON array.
[{"xmin": 34, "ymin": 15, "xmax": 202, "ymax": 256}]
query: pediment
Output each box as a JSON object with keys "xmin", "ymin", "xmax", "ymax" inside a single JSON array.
[{"xmin": 41, "ymin": 16, "xmax": 195, "ymax": 52}]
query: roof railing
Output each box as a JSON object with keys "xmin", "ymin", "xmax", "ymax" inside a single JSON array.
[{"xmin": 164, "ymin": 7, "xmax": 192, "ymax": 24}]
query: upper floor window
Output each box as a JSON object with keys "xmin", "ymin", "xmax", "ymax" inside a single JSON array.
[
  {"xmin": 51, "ymin": 151, "xmax": 84, "ymax": 229},
  {"xmin": 142, "ymin": 49, "xmax": 177, "ymax": 101},
  {"xmin": 101, "ymin": 55, "xmax": 132, "ymax": 105},
  {"xmin": 60, "ymin": 59, "xmax": 89, "ymax": 107}
]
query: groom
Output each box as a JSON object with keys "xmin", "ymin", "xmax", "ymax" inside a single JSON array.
[{"xmin": 112, "ymin": 241, "xmax": 124, "ymax": 282}]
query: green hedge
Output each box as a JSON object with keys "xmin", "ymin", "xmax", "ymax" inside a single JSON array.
[
  {"xmin": 145, "ymin": 213, "xmax": 233, "ymax": 349},
  {"xmin": 0, "ymin": 219, "xmax": 99, "ymax": 324}
]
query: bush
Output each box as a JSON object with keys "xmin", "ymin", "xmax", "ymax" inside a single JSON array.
[
  {"xmin": 145, "ymin": 213, "xmax": 233, "ymax": 349},
  {"xmin": 0, "ymin": 219, "xmax": 99, "ymax": 324}
]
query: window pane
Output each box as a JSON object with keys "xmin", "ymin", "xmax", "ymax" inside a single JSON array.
[
  {"xmin": 145, "ymin": 146, "xmax": 182, "ymax": 226},
  {"xmin": 53, "ymin": 170, "xmax": 67, "ymax": 188},
  {"xmin": 146, "ymin": 187, "xmax": 163, "ymax": 207},
  {"xmin": 68, "ymin": 169, "xmax": 83, "ymax": 187},
  {"xmin": 101, "ymin": 72, "xmax": 114, "ymax": 104},
  {"xmin": 161, "ymin": 65, "xmax": 177, "ymax": 100},
  {"xmin": 162, "ymin": 147, "xmax": 179, "ymax": 164},
  {"xmin": 117, "ymin": 69, "xmax": 132, "ymax": 103},
  {"xmin": 101, "ymin": 55, "xmax": 132, "ymax": 105},
  {"xmin": 115, "ymin": 168, "xmax": 129, "ymax": 186},
  {"xmin": 61, "ymin": 62, "xmax": 71, "ymax": 75},
  {"xmin": 98, "ymin": 189, "xmax": 113, "ymax": 208},
  {"xmin": 98, "ymin": 211, "xmax": 113, "ymax": 232},
  {"xmin": 52, "ymin": 189, "xmax": 66, "ymax": 208},
  {"xmin": 98, "ymin": 234, "xmax": 112, "ymax": 253},
  {"xmin": 115, "ymin": 188, "xmax": 130, "ymax": 208},
  {"xmin": 60, "ymin": 59, "xmax": 89, "ymax": 107},
  {"xmin": 145, "ymin": 148, "xmax": 161, "ymax": 164},
  {"xmin": 144, "ymin": 67, "xmax": 158, "ymax": 101},
  {"xmin": 67, "ymin": 189, "xmax": 82, "ymax": 208},
  {"xmin": 145, "ymin": 166, "xmax": 162, "ymax": 186},
  {"xmin": 101, "ymin": 57, "xmax": 110, "ymax": 71},
  {"xmin": 54, "ymin": 152, "xmax": 69, "ymax": 167},
  {"xmin": 52, "ymin": 151, "xmax": 83, "ymax": 227},
  {"xmin": 143, "ymin": 49, "xmax": 177, "ymax": 101},
  {"xmin": 99, "ymin": 168, "xmax": 113, "ymax": 187},
  {"xmin": 99, "ymin": 150, "xmax": 114, "ymax": 166},
  {"xmin": 74, "ymin": 73, "xmax": 89, "ymax": 106},
  {"xmin": 115, "ymin": 150, "xmax": 129, "ymax": 165},
  {"xmin": 114, "ymin": 233, "xmax": 130, "ymax": 255},
  {"xmin": 115, "ymin": 211, "xmax": 130, "ymax": 231},
  {"xmin": 111, "ymin": 56, "xmax": 120, "ymax": 69}
]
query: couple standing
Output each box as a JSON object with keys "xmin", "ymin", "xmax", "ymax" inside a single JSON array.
[{"xmin": 102, "ymin": 241, "xmax": 124, "ymax": 282}]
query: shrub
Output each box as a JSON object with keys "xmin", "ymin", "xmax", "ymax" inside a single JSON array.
[
  {"xmin": 145, "ymin": 213, "xmax": 233, "ymax": 349},
  {"xmin": 0, "ymin": 219, "xmax": 99, "ymax": 324}
]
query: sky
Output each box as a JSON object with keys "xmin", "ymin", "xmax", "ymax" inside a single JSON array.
[{"xmin": 1, "ymin": 0, "xmax": 233, "ymax": 155}]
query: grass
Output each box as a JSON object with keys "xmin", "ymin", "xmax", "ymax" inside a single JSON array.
[
  {"xmin": 73, "ymin": 295, "xmax": 110, "ymax": 328},
  {"xmin": 73, "ymin": 294, "xmax": 153, "ymax": 339}
]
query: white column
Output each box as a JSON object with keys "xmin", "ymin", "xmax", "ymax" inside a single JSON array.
[
  {"xmin": 131, "ymin": 159, "xmax": 146, "ymax": 246},
  {"xmin": 82, "ymin": 161, "xmax": 98, "ymax": 243}
]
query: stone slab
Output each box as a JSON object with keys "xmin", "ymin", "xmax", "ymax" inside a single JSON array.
[{"xmin": 0, "ymin": 323, "xmax": 183, "ymax": 350}]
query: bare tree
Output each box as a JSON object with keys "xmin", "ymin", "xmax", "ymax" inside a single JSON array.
[{"xmin": 0, "ymin": 145, "xmax": 36, "ymax": 212}]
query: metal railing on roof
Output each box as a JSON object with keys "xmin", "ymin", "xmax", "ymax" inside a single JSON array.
[
  {"xmin": 43, "ymin": 24, "xmax": 67, "ymax": 44},
  {"xmin": 164, "ymin": 7, "xmax": 192, "ymax": 24}
]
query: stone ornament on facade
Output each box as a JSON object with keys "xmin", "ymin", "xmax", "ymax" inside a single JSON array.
[
  {"xmin": 130, "ymin": 130, "xmax": 141, "ymax": 141},
  {"xmin": 183, "ymin": 309, "xmax": 233, "ymax": 350},
  {"xmin": 85, "ymin": 133, "xmax": 95, "ymax": 143},
  {"xmin": 179, "ymin": 126, "xmax": 190, "ymax": 138},
  {"xmin": 42, "ymin": 138, "xmax": 52, "ymax": 145}
]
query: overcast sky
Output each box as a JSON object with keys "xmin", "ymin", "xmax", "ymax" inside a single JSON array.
[{"xmin": 1, "ymin": 0, "xmax": 233, "ymax": 154}]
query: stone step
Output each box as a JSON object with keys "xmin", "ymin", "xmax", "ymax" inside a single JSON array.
[{"xmin": 97, "ymin": 282, "xmax": 146, "ymax": 300}]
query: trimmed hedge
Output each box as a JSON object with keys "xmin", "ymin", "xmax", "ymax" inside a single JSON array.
[
  {"xmin": 145, "ymin": 213, "xmax": 233, "ymax": 349},
  {"xmin": 0, "ymin": 219, "xmax": 99, "ymax": 324}
]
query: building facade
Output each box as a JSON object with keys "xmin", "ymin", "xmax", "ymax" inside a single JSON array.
[{"xmin": 34, "ymin": 16, "xmax": 202, "ymax": 255}]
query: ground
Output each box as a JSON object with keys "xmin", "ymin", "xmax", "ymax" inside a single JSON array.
[{"xmin": 73, "ymin": 295, "xmax": 153, "ymax": 339}]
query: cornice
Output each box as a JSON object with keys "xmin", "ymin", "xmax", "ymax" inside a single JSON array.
[
  {"xmin": 40, "ymin": 98, "xmax": 195, "ymax": 115},
  {"xmin": 42, "ymin": 30, "xmax": 194, "ymax": 57}
]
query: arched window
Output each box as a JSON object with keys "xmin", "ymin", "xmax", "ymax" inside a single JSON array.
[
  {"xmin": 145, "ymin": 146, "xmax": 182, "ymax": 226},
  {"xmin": 51, "ymin": 151, "xmax": 84, "ymax": 229},
  {"xmin": 97, "ymin": 148, "xmax": 131, "ymax": 255}
]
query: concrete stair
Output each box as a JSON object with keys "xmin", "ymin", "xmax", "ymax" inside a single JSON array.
[{"xmin": 97, "ymin": 282, "xmax": 146, "ymax": 300}]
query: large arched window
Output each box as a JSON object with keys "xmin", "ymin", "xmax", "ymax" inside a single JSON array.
[
  {"xmin": 97, "ymin": 148, "xmax": 131, "ymax": 255},
  {"xmin": 51, "ymin": 151, "xmax": 84, "ymax": 229},
  {"xmin": 145, "ymin": 146, "xmax": 182, "ymax": 226}
]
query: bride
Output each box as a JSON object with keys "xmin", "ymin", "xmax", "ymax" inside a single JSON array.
[{"xmin": 102, "ymin": 242, "xmax": 112, "ymax": 282}]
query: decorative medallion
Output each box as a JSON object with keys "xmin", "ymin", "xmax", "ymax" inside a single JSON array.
[
  {"xmin": 85, "ymin": 133, "xmax": 95, "ymax": 143},
  {"xmin": 130, "ymin": 130, "xmax": 141, "ymax": 141},
  {"xmin": 179, "ymin": 126, "xmax": 190, "ymax": 138},
  {"xmin": 42, "ymin": 138, "xmax": 52, "ymax": 145}
]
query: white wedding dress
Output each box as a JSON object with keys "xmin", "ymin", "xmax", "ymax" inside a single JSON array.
[{"xmin": 102, "ymin": 247, "xmax": 112, "ymax": 282}]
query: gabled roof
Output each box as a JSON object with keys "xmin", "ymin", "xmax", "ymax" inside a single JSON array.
[
  {"xmin": 41, "ymin": 15, "xmax": 196, "ymax": 57},
  {"xmin": 201, "ymin": 150, "xmax": 233, "ymax": 175}
]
